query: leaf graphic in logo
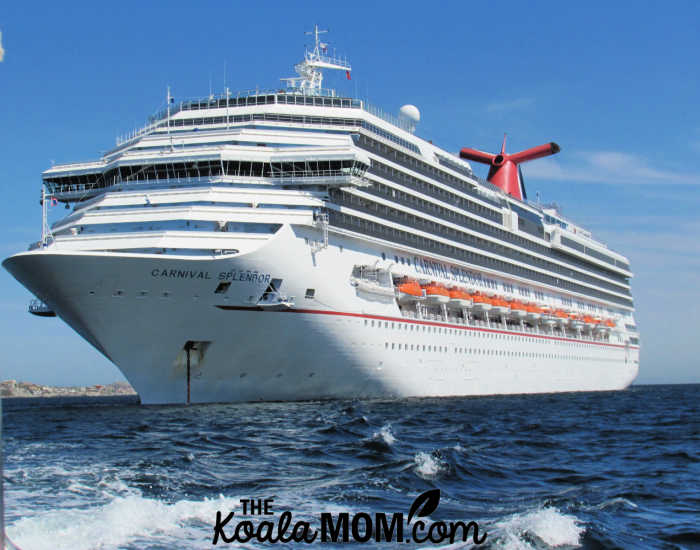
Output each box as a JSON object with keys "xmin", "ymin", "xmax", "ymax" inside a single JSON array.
[{"xmin": 407, "ymin": 489, "xmax": 441, "ymax": 524}]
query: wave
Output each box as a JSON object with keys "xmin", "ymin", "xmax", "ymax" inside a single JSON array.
[
  {"xmin": 7, "ymin": 493, "xmax": 240, "ymax": 550},
  {"xmin": 374, "ymin": 424, "xmax": 396, "ymax": 446},
  {"xmin": 489, "ymin": 506, "xmax": 584, "ymax": 549},
  {"xmin": 413, "ymin": 451, "xmax": 448, "ymax": 479}
]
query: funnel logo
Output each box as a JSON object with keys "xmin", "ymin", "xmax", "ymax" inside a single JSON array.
[
  {"xmin": 460, "ymin": 135, "xmax": 560, "ymax": 200},
  {"xmin": 212, "ymin": 489, "xmax": 486, "ymax": 545}
]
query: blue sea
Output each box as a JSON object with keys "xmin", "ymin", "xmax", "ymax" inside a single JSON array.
[{"xmin": 2, "ymin": 384, "xmax": 699, "ymax": 549}]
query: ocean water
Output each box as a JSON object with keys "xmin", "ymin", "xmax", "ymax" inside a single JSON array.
[{"xmin": 2, "ymin": 384, "xmax": 699, "ymax": 549}]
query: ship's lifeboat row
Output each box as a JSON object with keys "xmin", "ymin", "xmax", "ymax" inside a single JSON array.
[
  {"xmin": 448, "ymin": 288, "xmax": 473, "ymax": 308},
  {"xmin": 393, "ymin": 279, "xmax": 618, "ymax": 329},
  {"xmin": 396, "ymin": 280, "xmax": 425, "ymax": 304},
  {"xmin": 423, "ymin": 283, "xmax": 450, "ymax": 305}
]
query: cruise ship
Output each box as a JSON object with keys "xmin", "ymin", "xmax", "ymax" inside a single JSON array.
[{"xmin": 3, "ymin": 27, "xmax": 640, "ymax": 404}]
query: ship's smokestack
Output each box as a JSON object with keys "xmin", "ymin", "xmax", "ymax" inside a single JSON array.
[{"xmin": 460, "ymin": 136, "xmax": 560, "ymax": 200}]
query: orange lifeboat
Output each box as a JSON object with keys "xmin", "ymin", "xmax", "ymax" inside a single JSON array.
[
  {"xmin": 554, "ymin": 309, "xmax": 570, "ymax": 327},
  {"xmin": 509, "ymin": 300, "xmax": 527, "ymax": 319},
  {"xmin": 569, "ymin": 313, "xmax": 585, "ymax": 329},
  {"xmin": 583, "ymin": 315, "xmax": 596, "ymax": 327},
  {"xmin": 596, "ymin": 318, "xmax": 615, "ymax": 335},
  {"xmin": 525, "ymin": 303, "xmax": 542, "ymax": 322},
  {"xmin": 471, "ymin": 293, "xmax": 493, "ymax": 312},
  {"xmin": 541, "ymin": 308, "xmax": 556, "ymax": 327},
  {"xmin": 592, "ymin": 317, "xmax": 607, "ymax": 334},
  {"xmin": 422, "ymin": 283, "xmax": 450, "ymax": 305},
  {"xmin": 448, "ymin": 287, "xmax": 473, "ymax": 308},
  {"xmin": 396, "ymin": 279, "xmax": 424, "ymax": 304},
  {"xmin": 488, "ymin": 295, "xmax": 509, "ymax": 316}
]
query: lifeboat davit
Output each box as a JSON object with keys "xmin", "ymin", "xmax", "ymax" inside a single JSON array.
[
  {"xmin": 592, "ymin": 317, "xmax": 606, "ymax": 334},
  {"xmin": 509, "ymin": 300, "xmax": 527, "ymax": 320},
  {"xmin": 569, "ymin": 314, "xmax": 585, "ymax": 330},
  {"xmin": 448, "ymin": 287, "xmax": 473, "ymax": 308},
  {"xmin": 597, "ymin": 318, "xmax": 615, "ymax": 335},
  {"xmin": 396, "ymin": 280, "xmax": 424, "ymax": 304},
  {"xmin": 541, "ymin": 308, "xmax": 557, "ymax": 327},
  {"xmin": 472, "ymin": 293, "xmax": 493, "ymax": 312},
  {"xmin": 525, "ymin": 303, "xmax": 542, "ymax": 322},
  {"xmin": 423, "ymin": 283, "xmax": 450, "ymax": 305}
]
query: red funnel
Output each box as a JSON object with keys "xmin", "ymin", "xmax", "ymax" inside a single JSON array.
[{"xmin": 459, "ymin": 135, "xmax": 560, "ymax": 200}]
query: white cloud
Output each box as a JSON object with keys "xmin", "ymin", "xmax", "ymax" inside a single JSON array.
[
  {"xmin": 525, "ymin": 150, "xmax": 700, "ymax": 185},
  {"xmin": 486, "ymin": 97, "xmax": 535, "ymax": 113}
]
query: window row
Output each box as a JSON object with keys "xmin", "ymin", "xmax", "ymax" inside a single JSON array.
[
  {"xmin": 329, "ymin": 209, "xmax": 634, "ymax": 307},
  {"xmin": 331, "ymin": 193, "xmax": 631, "ymax": 297}
]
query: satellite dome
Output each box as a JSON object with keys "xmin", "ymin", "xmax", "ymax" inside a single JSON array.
[{"xmin": 399, "ymin": 104, "xmax": 420, "ymax": 123}]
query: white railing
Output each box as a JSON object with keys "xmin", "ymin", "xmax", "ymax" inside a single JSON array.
[
  {"xmin": 48, "ymin": 171, "xmax": 368, "ymax": 200},
  {"xmin": 114, "ymin": 87, "xmax": 418, "ymax": 148}
]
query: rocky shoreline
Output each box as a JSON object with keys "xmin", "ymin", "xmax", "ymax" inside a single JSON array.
[{"xmin": 0, "ymin": 379, "xmax": 136, "ymax": 398}]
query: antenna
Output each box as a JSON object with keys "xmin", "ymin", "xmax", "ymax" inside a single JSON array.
[
  {"xmin": 305, "ymin": 24, "xmax": 328, "ymax": 55},
  {"xmin": 282, "ymin": 24, "xmax": 350, "ymax": 95},
  {"xmin": 166, "ymin": 86, "xmax": 171, "ymax": 141},
  {"xmin": 226, "ymin": 87, "xmax": 230, "ymax": 130}
]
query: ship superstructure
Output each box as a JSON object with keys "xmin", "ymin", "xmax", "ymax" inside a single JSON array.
[{"xmin": 3, "ymin": 27, "xmax": 639, "ymax": 404}]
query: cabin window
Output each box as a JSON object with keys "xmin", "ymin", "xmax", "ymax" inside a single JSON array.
[{"xmin": 305, "ymin": 288, "xmax": 315, "ymax": 299}]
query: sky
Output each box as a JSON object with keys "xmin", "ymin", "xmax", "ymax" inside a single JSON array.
[{"xmin": 0, "ymin": 1, "xmax": 698, "ymax": 386}]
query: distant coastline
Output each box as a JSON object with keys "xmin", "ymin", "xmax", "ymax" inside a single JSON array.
[{"xmin": 0, "ymin": 379, "xmax": 136, "ymax": 398}]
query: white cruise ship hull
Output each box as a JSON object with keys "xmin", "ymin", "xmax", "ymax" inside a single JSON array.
[{"xmin": 4, "ymin": 225, "xmax": 639, "ymax": 404}]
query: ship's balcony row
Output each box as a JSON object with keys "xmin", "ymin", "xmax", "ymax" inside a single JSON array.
[
  {"xmin": 44, "ymin": 172, "xmax": 368, "ymax": 202},
  {"xmin": 327, "ymin": 208, "xmax": 634, "ymax": 309},
  {"xmin": 70, "ymin": 186, "xmax": 325, "ymax": 214},
  {"xmin": 360, "ymin": 180, "xmax": 632, "ymax": 283},
  {"xmin": 366, "ymin": 157, "xmax": 631, "ymax": 277},
  {"xmin": 332, "ymin": 190, "xmax": 631, "ymax": 295}
]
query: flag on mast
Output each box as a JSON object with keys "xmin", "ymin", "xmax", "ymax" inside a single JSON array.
[{"xmin": 346, "ymin": 70, "xmax": 351, "ymax": 80}]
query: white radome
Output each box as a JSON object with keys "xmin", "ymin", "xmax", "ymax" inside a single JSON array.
[{"xmin": 399, "ymin": 104, "xmax": 420, "ymax": 123}]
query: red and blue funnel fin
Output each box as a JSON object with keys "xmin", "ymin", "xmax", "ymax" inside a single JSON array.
[{"xmin": 460, "ymin": 139, "xmax": 560, "ymax": 201}]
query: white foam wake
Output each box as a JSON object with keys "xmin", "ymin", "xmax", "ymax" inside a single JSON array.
[
  {"xmin": 373, "ymin": 424, "xmax": 396, "ymax": 445},
  {"xmin": 493, "ymin": 506, "xmax": 584, "ymax": 549},
  {"xmin": 413, "ymin": 451, "xmax": 446, "ymax": 479},
  {"xmin": 7, "ymin": 493, "xmax": 240, "ymax": 550}
]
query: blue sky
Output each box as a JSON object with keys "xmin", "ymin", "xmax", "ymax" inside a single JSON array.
[{"xmin": 0, "ymin": 1, "xmax": 698, "ymax": 386}]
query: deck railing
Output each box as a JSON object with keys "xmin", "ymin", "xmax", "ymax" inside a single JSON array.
[{"xmin": 115, "ymin": 89, "xmax": 415, "ymax": 147}]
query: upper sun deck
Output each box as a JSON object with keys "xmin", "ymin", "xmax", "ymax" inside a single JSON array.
[{"xmin": 114, "ymin": 89, "xmax": 417, "ymax": 148}]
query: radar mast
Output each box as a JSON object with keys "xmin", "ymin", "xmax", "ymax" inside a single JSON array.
[{"xmin": 283, "ymin": 25, "xmax": 351, "ymax": 95}]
